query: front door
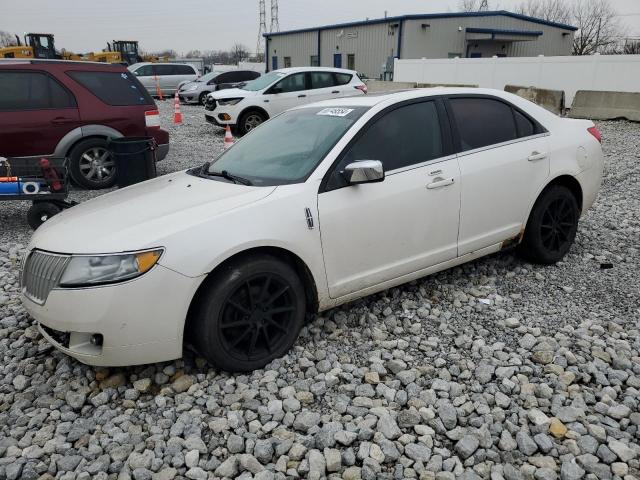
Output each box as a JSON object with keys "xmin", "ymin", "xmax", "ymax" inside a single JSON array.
[
  {"xmin": 0, "ymin": 70, "xmax": 80, "ymax": 157},
  {"xmin": 318, "ymin": 100, "xmax": 460, "ymax": 298},
  {"xmin": 264, "ymin": 72, "xmax": 309, "ymax": 115},
  {"xmin": 333, "ymin": 54, "xmax": 342, "ymax": 68},
  {"xmin": 272, "ymin": 56, "xmax": 278, "ymax": 70},
  {"xmin": 447, "ymin": 96, "xmax": 550, "ymax": 255}
]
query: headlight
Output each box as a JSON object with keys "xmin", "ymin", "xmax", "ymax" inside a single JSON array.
[
  {"xmin": 59, "ymin": 249, "xmax": 163, "ymax": 287},
  {"xmin": 217, "ymin": 98, "xmax": 243, "ymax": 106},
  {"xmin": 184, "ymin": 84, "xmax": 199, "ymax": 92}
]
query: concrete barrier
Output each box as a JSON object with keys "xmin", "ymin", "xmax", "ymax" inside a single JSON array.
[
  {"xmin": 569, "ymin": 90, "xmax": 640, "ymax": 122},
  {"xmin": 364, "ymin": 80, "xmax": 416, "ymax": 93},
  {"xmin": 505, "ymin": 85, "xmax": 565, "ymax": 115}
]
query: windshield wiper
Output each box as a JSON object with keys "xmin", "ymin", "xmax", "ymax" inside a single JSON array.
[{"xmin": 205, "ymin": 169, "xmax": 253, "ymax": 186}]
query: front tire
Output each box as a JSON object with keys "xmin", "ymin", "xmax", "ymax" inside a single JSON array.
[
  {"xmin": 237, "ymin": 110, "xmax": 267, "ymax": 136},
  {"xmin": 518, "ymin": 185, "xmax": 579, "ymax": 264},
  {"xmin": 69, "ymin": 138, "xmax": 117, "ymax": 189},
  {"xmin": 27, "ymin": 202, "xmax": 61, "ymax": 230},
  {"xmin": 190, "ymin": 254, "xmax": 306, "ymax": 372},
  {"xmin": 198, "ymin": 91, "xmax": 210, "ymax": 105}
]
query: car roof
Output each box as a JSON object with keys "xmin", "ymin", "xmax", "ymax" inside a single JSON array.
[
  {"xmin": 128, "ymin": 62, "xmax": 197, "ymax": 68},
  {"xmin": 273, "ymin": 66, "xmax": 358, "ymax": 75},
  {"xmin": 0, "ymin": 59, "xmax": 127, "ymax": 70}
]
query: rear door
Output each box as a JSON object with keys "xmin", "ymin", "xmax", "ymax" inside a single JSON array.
[
  {"xmin": 131, "ymin": 64, "xmax": 155, "ymax": 94},
  {"xmin": 334, "ymin": 72, "xmax": 356, "ymax": 97},
  {"xmin": 307, "ymin": 71, "xmax": 340, "ymax": 103},
  {"xmin": 447, "ymin": 96, "xmax": 550, "ymax": 255},
  {"xmin": 263, "ymin": 72, "xmax": 308, "ymax": 115},
  {"xmin": 0, "ymin": 70, "xmax": 80, "ymax": 157},
  {"xmin": 154, "ymin": 64, "xmax": 176, "ymax": 94}
]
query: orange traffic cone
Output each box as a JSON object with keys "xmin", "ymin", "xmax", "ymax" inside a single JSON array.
[
  {"xmin": 173, "ymin": 91, "xmax": 183, "ymax": 124},
  {"xmin": 155, "ymin": 75, "xmax": 164, "ymax": 100},
  {"xmin": 224, "ymin": 125, "xmax": 234, "ymax": 149}
]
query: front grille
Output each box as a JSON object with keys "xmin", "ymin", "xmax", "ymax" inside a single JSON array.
[
  {"xmin": 22, "ymin": 251, "xmax": 70, "ymax": 305},
  {"xmin": 40, "ymin": 324, "xmax": 70, "ymax": 348},
  {"xmin": 205, "ymin": 97, "xmax": 217, "ymax": 111}
]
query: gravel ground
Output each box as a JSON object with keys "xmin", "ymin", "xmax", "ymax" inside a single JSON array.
[{"xmin": 0, "ymin": 104, "xmax": 639, "ymax": 480}]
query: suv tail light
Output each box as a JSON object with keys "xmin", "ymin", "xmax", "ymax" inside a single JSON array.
[
  {"xmin": 587, "ymin": 126, "xmax": 602, "ymax": 143},
  {"xmin": 355, "ymin": 84, "xmax": 368, "ymax": 94},
  {"xmin": 145, "ymin": 110, "xmax": 160, "ymax": 128}
]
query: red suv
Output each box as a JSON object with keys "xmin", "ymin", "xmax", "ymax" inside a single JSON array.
[{"xmin": 0, "ymin": 59, "xmax": 169, "ymax": 189}]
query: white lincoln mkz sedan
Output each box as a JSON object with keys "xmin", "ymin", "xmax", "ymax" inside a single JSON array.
[{"xmin": 21, "ymin": 88, "xmax": 604, "ymax": 372}]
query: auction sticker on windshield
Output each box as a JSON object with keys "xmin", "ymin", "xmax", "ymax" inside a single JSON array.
[{"xmin": 317, "ymin": 108, "xmax": 354, "ymax": 117}]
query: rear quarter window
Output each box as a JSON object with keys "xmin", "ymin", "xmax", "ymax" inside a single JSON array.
[
  {"xmin": 67, "ymin": 71, "xmax": 154, "ymax": 106},
  {"xmin": 334, "ymin": 73, "xmax": 352, "ymax": 85},
  {"xmin": 174, "ymin": 65, "xmax": 196, "ymax": 75}
]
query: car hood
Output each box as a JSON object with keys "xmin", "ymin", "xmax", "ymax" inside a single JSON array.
[
  {"xmin": 30, "ymin": 171, "xmax": 276, "ymax": 255},
  {"xmin": 211, "ymin": 88, "xmax": 256, "ymax": 100}
]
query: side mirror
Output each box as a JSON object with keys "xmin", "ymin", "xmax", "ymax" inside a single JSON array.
[
  {"xmin": 343, "ymin": 160, "xmax": 385, "ymax": 185},
  {"xmin": 270, "ymin": 86, "xmax": 283, "ymax": 94}
]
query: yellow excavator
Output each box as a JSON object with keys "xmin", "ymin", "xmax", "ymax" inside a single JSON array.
[{"xmin": 0, "ymin": 33, "xmax": 60, "ymax": 59}]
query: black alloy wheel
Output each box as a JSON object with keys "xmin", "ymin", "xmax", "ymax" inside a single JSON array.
[
  {"xmin": 198, "ymin": 91, "xmax": 210, "ymax": 105},
  {"xmin": 518, "ymin": 185, "xmax": 579, "ymax": 264},
  {"xmin": 190, "ymin": 254, "xmax": 306, "ymax": 371}
]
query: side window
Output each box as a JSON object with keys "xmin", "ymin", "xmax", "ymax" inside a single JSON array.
[
  {"xmin": 134, "ymin": 65, "xmax": 153, "ymax": 76},
  {"xmin": 153, "ymin": 64, "xmax": 173, "ymax": 76},
  {"xmin": 242, "ymin": 71, "xmax": 260, "ymax": 81},
  {"xmin": 334, "ymin": 73, "xmax": 352, "ymax": 85},
  {"xmin": 215, "ymin": 72, "xmax": 235, "ymax": 84},
  {"xmin": 68, "ymin": 71, "xmax": 153, "ymax": 106},
  {"xmin": 272, "ymin": 73, "xmax": 306, "ymax": 93},
  {"xmin": 449, "ymin": 97, "xmax": 517, "ymax": 151},
  {"xmin": 0, "ymin": 71, "xmax": 76, "ymax": 110},
  {"xmin": 326, "ymin": 102, "xmax": 443, "ymax": 190},
  {"xmin": 175, "ymin": 65, "xmax": 196, "ymax": 75},
  {"xmin": 310, "ymin": 72, "xmax": 335, "ymax": 89},
  {"xmin": 514, "ymin": 109, "xmax": 536, "ymax": 138}
]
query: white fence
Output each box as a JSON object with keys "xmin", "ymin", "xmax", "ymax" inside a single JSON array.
[{"xmin": 394, "ymin": 55, "xmax": 640, "ymax": 105}]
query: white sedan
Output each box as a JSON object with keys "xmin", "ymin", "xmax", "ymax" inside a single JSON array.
[{"xmin": 21, "ymin": 88, "xmax": 603, "ymax": 371}]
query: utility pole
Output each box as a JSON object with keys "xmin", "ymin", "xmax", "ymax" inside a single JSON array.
[
  {"xmin": 479, "ymin": 0, "xmax": 489, "ymax": 11},
  {"xmin": 257, "ymin": 0, "xmax": 267, "ymax": 57},
  {"xmin": 270, "ymin": 0, "xmax": 280, "ymax": 32}
]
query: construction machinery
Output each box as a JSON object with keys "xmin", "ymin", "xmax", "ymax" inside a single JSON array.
[{"xmin": 0, "ymin": 33, "xmax": 59, "ymax": 59}]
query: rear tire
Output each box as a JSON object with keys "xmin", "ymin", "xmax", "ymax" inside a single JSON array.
[
  {"xmin": 237, "ymin": 110, "xmax": 267, "ymax": 136},
  {"xmin": 518, "ymin": 185, "xmax": 579, "ymax": 264},
  {"xmin": 190, "ymin": 254, "xmax": 306, "ymax": 372},
  {"xmin": 27, "ymin": 202, "xmax": 61, "ymax": 230},
  {"xmin": 69, "ymin": 138, "xmax": 117, "ymax": 190}
]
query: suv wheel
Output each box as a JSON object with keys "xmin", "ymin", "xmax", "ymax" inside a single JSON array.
[
  {"xmin": 238, "ymin": 110, "xmax": 266, "ymax": 136},
  {"xmin": 190, "ymin": 254, "xmax": 306, "ymax": 372},
  {"xmin": 198, "ymin": 91, "xmax": 210, "ymax": 105},
  {"xmin": 518, "ymin": 185, "xmax": 579, "ymax": 264},
  {"xmin": 69, "ymin": 138, "xmax": 117, "ymax": 190}
]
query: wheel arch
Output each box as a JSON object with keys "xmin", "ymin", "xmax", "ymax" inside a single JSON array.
[
  {"xmin": 57, "ymin": 125, "xmax": 123, "ymax": 158},
  {"xmin": 238, "ymin": 106, "xmax": 269, "ymax": 122},
  {"xmin": 183, "ymin": 245, "xmax": 319, "ymax": 340}
]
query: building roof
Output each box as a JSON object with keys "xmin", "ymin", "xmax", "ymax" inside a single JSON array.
[{"xmin": 264, "ymin": 10, "xmax": 578, "ymax": 37}]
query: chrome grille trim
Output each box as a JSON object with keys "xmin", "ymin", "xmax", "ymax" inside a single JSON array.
[{"xmin": 22, "ymin": 251, "xmax": 70, "ymax": 305}]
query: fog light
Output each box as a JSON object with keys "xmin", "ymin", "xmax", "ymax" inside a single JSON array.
[
  {"xmin": 90, "ymin": 334, "xmax": 103, "ymax": 346},
  {"xmin": 218, "ymin": 113, "xmax": 231, "ymax": 121}
]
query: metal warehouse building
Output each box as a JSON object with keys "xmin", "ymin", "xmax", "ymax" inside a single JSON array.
[{"xmin": 264, "ymin": 10, "xmax": 577, "ymax": 79}]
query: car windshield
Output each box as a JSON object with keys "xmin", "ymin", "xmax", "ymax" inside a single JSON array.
[
  {"xmin": 241, "ymin": 71, "xmax": 285, "ymax": 91},
  {"xmin": 197, "ymin": 71, "xmax": 220, "ymax": 83},
  {"xmin": 205, "ymin": 106, "xmax": 369, "ymax": 186}
]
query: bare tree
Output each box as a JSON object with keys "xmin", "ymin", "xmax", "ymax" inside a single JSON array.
[
  {"xmin": 515, "ymin": 0, "xmax": 571, "ymax": 24},
  {"xmin": 623, "ymin": 40, "xmax": 640, "ymax": 55},
  {"xmin": 571, "ymin": 0, "xmax": 623, "ymax": 55},
  {"xmin": 0, "ymin": 30, "xmax": 17, "ymax": 47},
  {"xmin": 231, "ymin": 43, "xmax": 249, "ymax": 64}
]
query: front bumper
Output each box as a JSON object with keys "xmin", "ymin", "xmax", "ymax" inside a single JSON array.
[
  {"xmin": 205, "ymin": 112, "xmax": 235, "ymax": 127},
  {"xmin": 179, "ymin": 92, "xmax": 200, "ymax": 104},
  {"xmin": 21, "ymin": 264, "xmax": 203, "ymax": 367}
]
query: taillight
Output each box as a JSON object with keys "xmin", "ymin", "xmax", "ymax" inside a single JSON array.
[
  {"xmin": 587, "ymin": 126, "xmax": 602, "ymax": 143},
  {"xmin": 355, "ymin": 84, "xmax": 368, "ymax": 94},
  {"xmin": 145, "ymin": 110, "xmax": 160, "ymax": 128}
]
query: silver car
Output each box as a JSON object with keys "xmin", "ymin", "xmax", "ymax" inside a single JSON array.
[
  {"xmin": 128, "ymin": 62, "xmax": 199, "ymax": 97},
  {"xmin": 178, "ymin": 70, "xmax": 261, "ymax": 104}
]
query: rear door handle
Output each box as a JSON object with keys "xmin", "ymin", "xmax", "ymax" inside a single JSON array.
[
  {"xmin": 426, "ymin": 177, "xmax": 455, "ymax": 190},
  {"xmin": 331, "ymin": 90, "xmax": 340, "ymax": 94},
  {"xmin": 528, "ymin": 151, "xmax": 547, "ymax": 161},
  {"xmin": 298, "ymin": 94, "xmax": 307, "ymax": 98},
  {"xmin": 51, "ymin": 117, "xmax": 75, "ymax": 125}
]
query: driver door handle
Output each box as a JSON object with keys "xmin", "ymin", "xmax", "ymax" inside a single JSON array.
[
  {"xmin": 427, "ymin": 177, "xmax": 455, "ymax": 190},
  {"xmin": 528, "ymin": 151, "xmax": 547, "ymax": 161},
  {"xmin": 51, "ymin": 117, "xmax": 75, "ymax": 125},
  {"xmin": 298, "ymin": 94, "xmax": 307, "ymax": 98}
]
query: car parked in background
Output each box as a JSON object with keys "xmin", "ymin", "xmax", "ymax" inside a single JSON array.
[
  {"xmin": 21, "ymin": 88, "xmax": 603, "ymax": 371},
  {"xmin": 178, "ymin": 70, "xmax": 261, "ymax": 105},
  {"xmin": 128, "ymin": 62, "xmax": 199, "ymax": 97},
  {"xmin": 205, "ymin": 67, "xmax": 367, "ymax": 135},
  {"xmin": 0, "ymin": 59, "xmax": 169, "ymax": 189}
]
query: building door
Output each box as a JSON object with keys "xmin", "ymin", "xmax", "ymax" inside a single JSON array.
[
  {"xmin": 333, "ymin": 54, "xmax": 342, "ymax": 68},
  {"xmin": 470, "ymin": 52, "xmax": 482, "ymax": 58},
  {"xmin": 272, "ymin": 56, "xmax": 278, "ymax": 70}
]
